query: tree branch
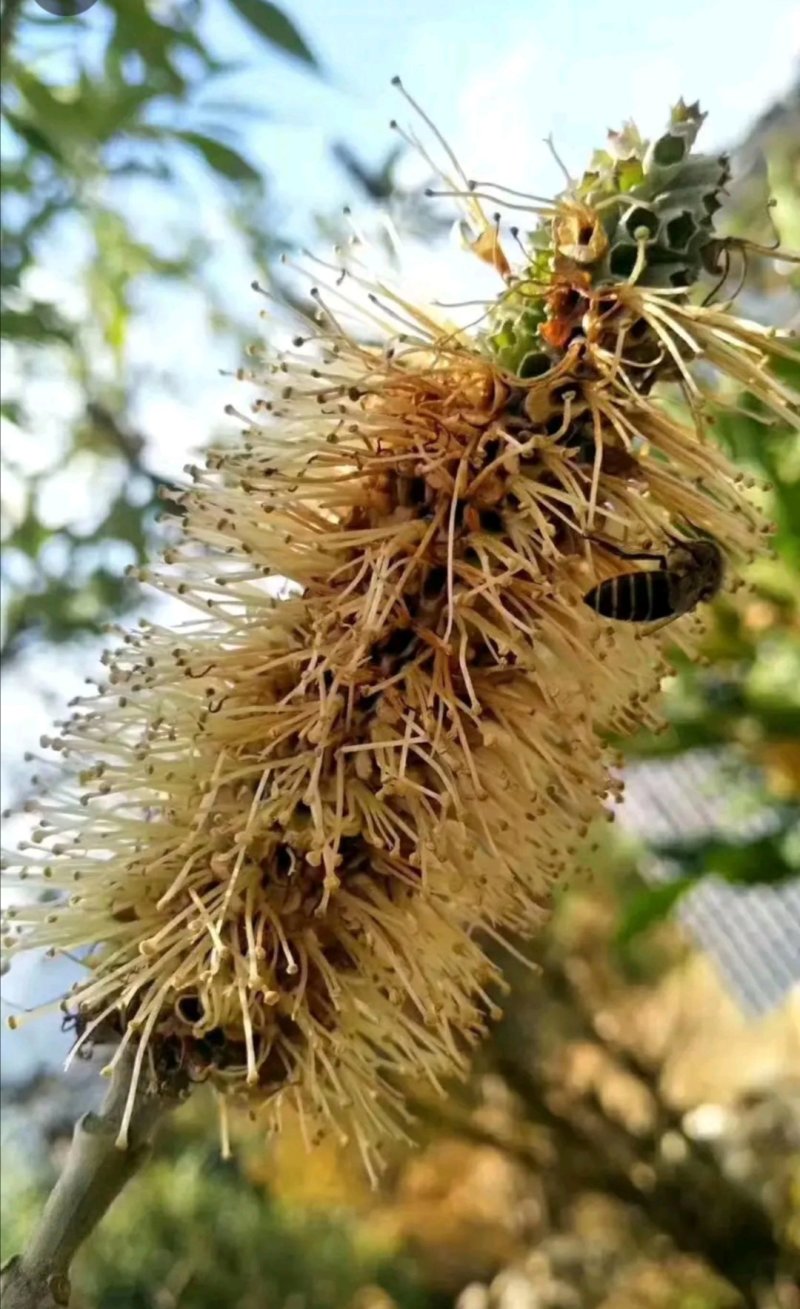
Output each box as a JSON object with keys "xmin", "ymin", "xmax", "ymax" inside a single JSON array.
[{"xmin": 0, "ymin": 1050, "xmax": 183, "ymax": 1309}]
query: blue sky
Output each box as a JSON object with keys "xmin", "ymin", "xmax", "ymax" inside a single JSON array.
[
  {"xmin": 198, "ymin": 0, "xmax": 799, "ymax": 223},
  {"xmin": 1, "ymin": 0, "xmax": 798, "ymax": 1076},
  {"xmin": 9, "ymin": 0, "xmax": 798, "ymax": 483}
]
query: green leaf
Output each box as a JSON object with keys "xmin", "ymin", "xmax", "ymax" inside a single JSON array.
[
  {"xmin": 226, "ymin": 0, "xmax": 318, "ymax": 68},
  {"xmin": 616, "ymin": 877, "xmax": 696, "ymax": 945},
  {"xmin": 7, "ymin": 510, "xmax": 53, "ymax": 559},
  {"xmin": 1, "ymin": 304, "xmax": 73, "ymax": 345},
  {"xmin": 650, "ymin": 825, "xmax": 800, "ymax": 888},
  {"xmin": 13, "ymin": 68, "xmax": 85, "ymax": 145},
  {"xmin": 175, "ymin": 131, "xmax": 261, "ymax": 182},
  {"xmin": 107, "ymin": 2, "xmax": 195, "ymax": 90},
  {"xmin": 0, "ymin": 401, "xmax": 23, "ymax": 425},
  {"xmin": 2, "ymin": 108, "xmax": 64, "ymax": 162}
]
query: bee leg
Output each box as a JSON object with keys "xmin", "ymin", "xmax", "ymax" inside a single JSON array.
[
  {"xmin": 641, "ymin": 616, "xmax": 676, "ymax": 636},
  {"xmin": 702, "ymin": 242, "xmax": 730, "ymax": 307},
  {"xmin": 584, "ymin": 536, "xmax": 668, "ymax": 568}
]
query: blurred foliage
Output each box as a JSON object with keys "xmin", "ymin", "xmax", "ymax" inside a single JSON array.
[
  {"xmin": 2, "ymin": 858, "xmax": 798, "ymax": 1308},
  {"xmin": 612, "ymin": 89, "xmax": 800, "ymax": 931},
  {"xmin": 616, "ymin": 349, "xmax": 800, "ymax": 924},
  {"xmin": 0, "ymin": 1140, "xmax": 439, "ymax": 1309},
  {"xmin": 0, "ymin": 0, "xmax": 319, "ymax": 659},
  {"xmin": 723, "ymin": 83, "xmax": 800, "ymax": 296},
  {"xmin": 0, "ymin": 0, "xmax": 446, "ymax": 663},
  {"xmin": 1, "ymin": 1128, "xmax": 439, "ymax": 1309}
]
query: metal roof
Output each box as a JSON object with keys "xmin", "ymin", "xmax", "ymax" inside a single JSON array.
[{"xmin": 619, "ymin": 749, "xmax": 800, "ymax": 1016}]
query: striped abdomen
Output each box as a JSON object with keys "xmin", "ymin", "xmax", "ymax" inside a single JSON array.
[{"xmin": 584, "ymin": 568, "xmax": 678, "ymax": 622}]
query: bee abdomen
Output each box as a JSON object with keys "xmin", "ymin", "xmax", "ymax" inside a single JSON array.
[{"xmin": 584, "ymin": 569, "xmax": 675, "ymax": 622}]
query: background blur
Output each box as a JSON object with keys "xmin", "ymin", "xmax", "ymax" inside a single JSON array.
[{"xmin": 1, "ymin": 2, "xmax": 799, "ymax": 1306}]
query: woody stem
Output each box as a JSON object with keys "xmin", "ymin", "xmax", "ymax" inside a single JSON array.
[{"xmin": 0, "ymin": 1049, "xmax": 183, "ymax": 1309}]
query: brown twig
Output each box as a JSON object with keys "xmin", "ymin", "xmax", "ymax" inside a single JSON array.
[{"xmin": 0, "ymin": 1049, "xmax": 183, "ymax": 1308}]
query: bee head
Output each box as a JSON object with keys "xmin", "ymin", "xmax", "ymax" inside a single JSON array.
[
  {"xmin": 696, "ymin": 541, "xmax": 725, "ymax": 599},
  {"xmin": 668, "ymin": 538, "xmax": 725, "ymax": 600}
]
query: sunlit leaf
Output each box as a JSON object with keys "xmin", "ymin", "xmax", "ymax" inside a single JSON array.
[
  {"xmin": 2, "ymin": 304, "xmax": 73, "ymax": 344},
  {"xmin": 175, "ymin": 130, "xmax": 261, "ymax": 182},
  {"xmin": 2, "ymin": 108, "xmax": 64, "ymax": 162},
  {"xmin": 0, "ymin": 401, "xmax": 23, "ymax": 425},
  {"xmin": 650, "ymin": 821, "xmax": 800, "ymax": 888},
  {"xmin": 106, "ymin": 0, "xmax": 199, "ymax": 89},
  {"xmin": 616, "ymin": 877, "xmax": 696, "ymax": 944},
  {"xmin": 7, "ymin": 511, "xmax": 53, "ymax": 559},
  {"xmin": 13, "ymin": 68, "xmax": 85, "ymax": 144},
  {"xmin": 226, "ymin": 0, "xmax": 318, "ymax": 68}
]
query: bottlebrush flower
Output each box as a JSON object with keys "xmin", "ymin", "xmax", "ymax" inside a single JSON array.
[{"xmin": 2, "ymin": 88, "xmax": 797, "ymax": 1177}]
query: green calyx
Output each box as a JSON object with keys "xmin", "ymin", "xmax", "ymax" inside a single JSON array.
[
  {"xmin": 484, "ymin": 101, "xmax": 732, "ymax": 376},
  {"xmin": 576, "ymin": 99, "xmax": 730, "ymax": 290},
  {"xmin": 486, "ymin": 240, "xmax": 551, "ymax": 376}
]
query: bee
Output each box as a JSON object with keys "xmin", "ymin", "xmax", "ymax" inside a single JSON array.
[{"xmin": 583, "ymin": 537, "xmax": 724, "ymax": 626}]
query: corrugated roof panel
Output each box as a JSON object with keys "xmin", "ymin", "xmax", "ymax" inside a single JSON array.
[{"xmin": 619, "ymin": 750, "xmax": 800, "ymax": 1016}]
